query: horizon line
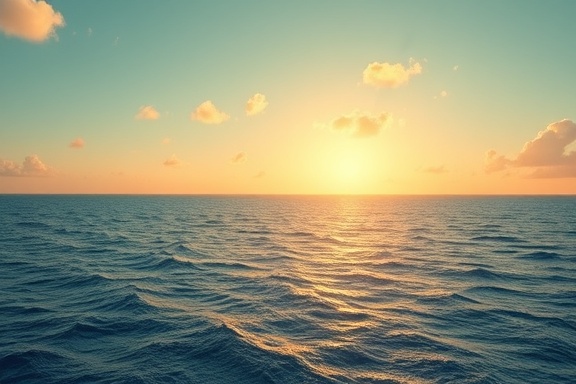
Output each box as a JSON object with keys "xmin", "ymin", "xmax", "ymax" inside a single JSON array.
[{"xmin": 1, "ymin": 193, "xmax": 575, "ymax": 197}]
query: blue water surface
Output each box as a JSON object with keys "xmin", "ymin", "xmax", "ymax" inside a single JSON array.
[{"xmin": 1, "ymin": 195, "xmax": 575, "ymax": 383}]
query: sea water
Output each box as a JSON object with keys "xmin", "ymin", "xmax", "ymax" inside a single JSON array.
[{"xmin": 0, "ymin": 195, "xmax": 575, "ymax": 383}]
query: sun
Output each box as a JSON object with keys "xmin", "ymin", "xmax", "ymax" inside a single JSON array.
[
  {"xmin": 310, "ymin": 142, "xmax": 381, "ymax": 194},
  {"xmin": 334, "ymin": 156, "xmax": 361, "ymax": 182},
  {"xmin": 326, "ymin": 150, "xmax": 371, "ymax": 194}
]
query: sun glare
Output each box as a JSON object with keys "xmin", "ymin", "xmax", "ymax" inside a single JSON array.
[
  {"xmin": 323, "ymin": 149, "xmax": 374, "ymax": 194},
  {"xmin": 335, "ymin": 156, "xmax": 361, "ymax": 182}
]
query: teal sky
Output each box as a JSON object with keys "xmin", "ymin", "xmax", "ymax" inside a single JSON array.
[{"xmin": 1, "ymin": 0, "xmax": 575, "ymax": 194}]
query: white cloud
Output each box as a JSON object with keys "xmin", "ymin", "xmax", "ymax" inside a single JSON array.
[
  {"xmin": 0, "ymin": 154, "xmax": 52, "ymax": 176},
  {"xmin": 246, "ymin": 93, "xmax": 268, "ymax": 116},
  {"xmin": 69, "ymin": 137, "xmax": 84, "ymax": 149},
  {"xmin": 135, "ymin": 105, "xmax": 160, "ymax": 120},
  {"xmin": 191, "ymin": 101, "xmax": 229, "ymax": 124},
  {"xmin": 363, "ymin": 58, "xmax": 422, "ymax": 88},
  {"xmin": 329, "ymin": 110, "xmax": 391, "ymax": 138},
  {"xmin": 516, "ymin": 120, "xmax": 576, "ymax": 167},
  {"xmin": 0, "ymin": 0, "xmax": 65, "ymax": 42},
  {"xmin": 434, "ymin": 90, "xmax": 448, "ymax": 100},
  {"xmin": 485, "ymin": 119, "xmax": 576, "ymax": 178}
]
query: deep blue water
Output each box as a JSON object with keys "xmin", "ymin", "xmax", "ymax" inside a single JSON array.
[{"xmin": 1, "ymin": 195, "xmax": 575, "ymax": 383}]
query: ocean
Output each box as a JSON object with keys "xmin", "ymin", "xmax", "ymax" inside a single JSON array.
[{"xmin": 0, "ymin": 195, "xmax": 575, "ymax": 383}]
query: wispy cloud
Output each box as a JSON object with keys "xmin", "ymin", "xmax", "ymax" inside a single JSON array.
[
  {"xmin": 231, "ymin": 152, "xmax": 246, "ymax": 163},
  {"xmin": 434, "ymin": 90, "xmax": 448, "ymax": 100},
  {"xmin": 135, "ymin": 105, "xmax": 160, "ymax": 120},
  {"xmin": 163, "ymin": 154, "xmax": 181, "ymax": 168},
  {"xmin": 0, "ymin": 0, "xmax": 65, "ymax": 43},
  {"xmin": 253, "ymin": 171, "xmax": 265, "ymax": 179},
  {"xmin": 69, "ymin": 137, "xmax": 85, "ymax": 149},
  {"xmin": 246, "ymin": 93, "xmax": 268, "ymax": 116},
  {"xmin": 0, "ymin": 154, "xmax": 52, "ymax": 177},
  {"xmin": 191, "ymin": 101, "xmax": 229, "ymax": 124},
  {"xmin": 484, "ymin": 150, "xmax": 512, "ymax": 174},
  {"xmin": 422, "ymin": 165, "xmax": 448, "ymax": 174},
  {"xmin": 328, "ymin": 110, "xmax": 391, "ymax": 138},
  {"xmin": 453, "ymin": 65, "xmax": 459, "ymax": 71},
  {"xmin": 363, "ymin": 58, "xmax": 422, "ymax": 88},
  {"xmin": 485, "ymin": 119, "xmax": 576, "ymax": 178},
  {"xmin": 161, "ymin": 138, "xmax": 171, "ymax": 145}
]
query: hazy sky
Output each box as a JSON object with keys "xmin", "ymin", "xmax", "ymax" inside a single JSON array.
[{"xmin": 1, "ymin": 0, "xmax": 575, "ymax": 194}]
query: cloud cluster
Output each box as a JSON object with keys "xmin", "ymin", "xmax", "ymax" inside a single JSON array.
[
  {"xmin": 363, "ymin": 59, "xmax": 422, "ymax": 88},
  {"xmin": 485, "ymin": 119, "xmax": 576, "ymax": 178},
  {"xmin": 132, "ymin": 95, "xmax": 267, "ymax": 128},
  {"xmin": 246, "ymin": 93, "xmax": 268, "ymax": 116},
  {"xmin": 135, "ymin": 105, "xmax": 160, "ymax": 120},
  {"xmin": 0, "ymin": 0, "xmax": 65, "ymax": 42},
  {"xmin": 191, "ymin": 101, "xmax": 229, "ymax": 124},
  {"xmin": 69, "ymin": 137, "xmax": 85, "ymax": 149},
  {"xmin": 0, "ymin": 154, "xmax": 52, "ymax": 176},
  {"xmin": 329, "ymin": 111, "xmax": 391, "ymax": 138}
]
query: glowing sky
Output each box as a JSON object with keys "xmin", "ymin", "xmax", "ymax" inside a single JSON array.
[{"xmin": 1, "ymin": 0, "xmax": 575, "ymax": 194}]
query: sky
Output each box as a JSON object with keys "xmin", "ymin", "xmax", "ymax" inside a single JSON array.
[{"xmin": 1, "ymin": 0, "xmax": 575, "ymax": 195}]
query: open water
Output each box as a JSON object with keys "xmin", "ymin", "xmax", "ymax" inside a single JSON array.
[{"xmin": 0, "ymin": 195, "xmax": 575, "ymax": 383}]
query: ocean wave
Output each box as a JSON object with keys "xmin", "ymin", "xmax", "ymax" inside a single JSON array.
[
  {"xmin": 463, "ymin": 285, "xmax": 524, "ymax": 296},
  {"xmin": 517, "ymin": 251, "xmax": 562, "ymax": 260},
  {"xmin": 117, "ymin": 321, "xmax": 332, "ymax": 384},
  {"xmin": 0, "ymin": 349, "xmax": 68, "ymax": 382},
  {"xmin": 459, "ymin": 267, "xmax": 503, "ymax": 280},
  {"xmin": 470, "ymin": 235, "xmax": 526, "ymax": 243}
]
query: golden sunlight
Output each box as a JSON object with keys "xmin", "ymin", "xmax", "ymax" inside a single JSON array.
[
  {"xmin": 322, "ymin": 147, "xmax": 375, "ymax": 194},
  {"xmin": 334, "ymin": 156, "xmax": 361, "ymax": 182}
]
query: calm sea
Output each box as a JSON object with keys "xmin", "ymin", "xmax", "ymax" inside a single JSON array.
[{"xmin": 1, "ymin": 195, "xmax": 575, "ymax": 383}]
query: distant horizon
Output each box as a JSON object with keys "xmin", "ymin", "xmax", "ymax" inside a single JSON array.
[{"xmin": 2, "ymin": 192, "xmax": 575, "ymax": 197}]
